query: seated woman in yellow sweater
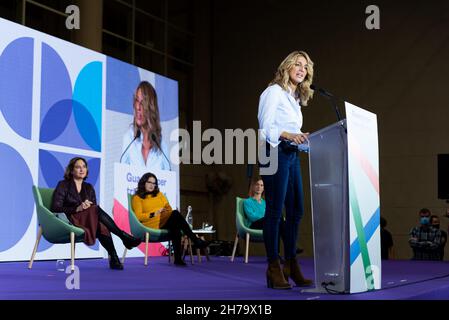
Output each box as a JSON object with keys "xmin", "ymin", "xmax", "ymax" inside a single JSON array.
[{"xmin": 132, "ymin": 172, "xmax": 208, "ymax": 266}]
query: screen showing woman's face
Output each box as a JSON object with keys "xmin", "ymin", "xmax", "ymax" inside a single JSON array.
[{"xmin": 134, "ymin": 88, "xmax": 145, "ymax": 127}]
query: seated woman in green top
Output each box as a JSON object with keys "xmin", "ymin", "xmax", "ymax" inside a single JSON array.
[{"xmin": 243, "ymin": 177, "xmax": 285, "ymax": 237}]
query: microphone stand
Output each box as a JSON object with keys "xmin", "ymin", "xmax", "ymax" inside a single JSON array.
[
  {"xmin": 151, "ymin": 133, "xmax": 172, "ymax": 171},
  {"xmin": 120, "ymin": 129, "xmax": 141, "ymax": 163},
  {"xmin": 312, "ymin": 86, "xmax": 347, "ymax": 133}
]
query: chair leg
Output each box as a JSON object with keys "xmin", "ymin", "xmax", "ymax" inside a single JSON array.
[
  {"xmin": 188, "ymin": 238, "xmax": 194, "ymax": 265},
  {"xmin": 168, "ymin": 241, "xmax": 172, "ymax": 264},
  {"xmin": 28, "ymin": 226, "xmax": 43, "ymax": 269},
  {"xmin": 70, "ymin": 232, "xmax": 75, "ymax": 272},
  {"xmin": 144, "ymin": 232, "xmax": 149, "ymax": 266},
  {"xmin": 122, "ymin": 248, "xmax": 127, "ymax": 264},
  {"xmin": 245, "ymin": 233, "xmax": 250, "ymax": 264},
  {"xmin": 197, "ymin": 241, "xmax": 201, "ymax": 263},
  {"xmin": 230, "ymin": 233, "xmax": 239, "ymax": 262},
  {"xmin": 202, "ymin": 236, "xmax": 210, "ymax": 261},
  {"xmin": 182, "ymin": 236, "xmax": 188, "ymax": 260}
]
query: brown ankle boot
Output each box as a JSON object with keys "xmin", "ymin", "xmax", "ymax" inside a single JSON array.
[
  {"xmin": 266, "ymin": 259, "xmax": 292, "ymax": 289},
  {"xmin": 283, "ymin": 258, "xmax": 313, "ymax": 286}
]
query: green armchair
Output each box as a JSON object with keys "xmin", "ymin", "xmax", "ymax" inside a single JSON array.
[
  {"xmin": 231, "ymin": 197, "xmax": 264, "ymax": 263},
  {"xmin": 29, "ymin": 186, "xmax": 85, "ymax": 271},
  {"xmin": 122, "ymin": 193, "xmax": 173, "ymax": 266}
]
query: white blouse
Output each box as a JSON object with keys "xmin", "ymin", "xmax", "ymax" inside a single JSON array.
[
  {"xmin": 258, "ymin": 84, "xmax": 303, "ymax": 147},
  {"xmin": 121, "ymin": 126, "xmax": 171, "ymax": 170}
]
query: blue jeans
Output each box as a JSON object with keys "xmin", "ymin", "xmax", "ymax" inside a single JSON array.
[{"xmin": 261, "ymin": 142, "xmax": 304, "ymax": 261}]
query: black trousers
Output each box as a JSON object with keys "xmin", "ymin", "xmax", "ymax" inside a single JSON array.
[
  {"xmin": 96, "ymin": 207, "xmax": 127, "ymax": 257},
  {"xmin": 97, "ymin": 233, "xmax": 117, "ymax": 256},
  {"xmin": 161, "ymin": 210, "xmax": 197, "ymax": 260},
  {"xmin": 250, "ymin": 217, "xmax": 286, "ymax": 256}
]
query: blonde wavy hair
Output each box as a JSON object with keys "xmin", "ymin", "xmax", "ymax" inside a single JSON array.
[
  {"xmin": 133, "ymin": 81, "xmax": 162, "ymax": 149},
  {"xmin": 269, "ymin": 51, "xmax": 315, "ymax": 106}
]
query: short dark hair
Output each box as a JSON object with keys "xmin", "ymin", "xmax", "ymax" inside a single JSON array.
[
  {"xmin": 430, "ymin": 215, "xmax": 439, "ymax": 224},
  {"xmin": 64, "ymin": 157, "xmax": 88, "ymax": 180},
  {"xmin": 135, "ymin": 172, "xmax": 159, "ymax": 199},
  {"xmin": 419, "ymin": 208, "xmax": 431, "ymax": 215}
]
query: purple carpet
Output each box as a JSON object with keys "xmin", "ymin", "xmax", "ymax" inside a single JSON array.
[{"xmin": 1, "ymin": 256, "xmax": 449, "ymax": 300}]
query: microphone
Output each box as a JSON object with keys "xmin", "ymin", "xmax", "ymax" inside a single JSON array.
[
  {"xmin": 120, "ymin": 129, "xmax": 141, "ymax": 163},
  {"xmin": 310, "ymin": 84, "xmax": 334, "ymax": 98},
  {"xmin": 310, "ymin": 84, "xmax": 344, "ymax": 123},
  {"xmin": 151, "ymin": 133, "xmax": 172, "ymax": 171}
]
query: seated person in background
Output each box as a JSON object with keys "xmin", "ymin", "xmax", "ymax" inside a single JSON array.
[
  {"xmin": 243, "ymin": 177, "xmax": 268, "ymax": 229},
  {"xmin": 409, "ymin": 208, "xmax": 443, "ymax": 260},
  {"xmin": 51, "ymin": 157, "xmax": 141, "ymax": 270},
  {"xmin": 243, "ymin": 177, "xmax": 286, "ymax": 253},
  {"xmin": 430, "ymin": 215, "xmax": 447, "ymax": 260},
  {"xmin": 132, "ymin": 172, "xmax": 208, "ymax": 266},
  {"xmin": 380, "ymin": 216, "xmax": 394, "ymax": 260}
]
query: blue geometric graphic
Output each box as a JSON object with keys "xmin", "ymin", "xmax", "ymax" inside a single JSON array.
[
  {"xmin": 40, "ymin": 99, "xmax": 72, "ymax": 142},
  {"xmin": 105, "ymin": 56, "xmax": 140, "ymax": 114},
  {"xmin": 0, "ymin": 144, "xmax": 34, "ymax": 252},
  {"xmin": 73, "ymin": 61, "xmax": 102, "ymax": 150},
  {"xmin": 0, "ymin": 37, "xmax": 34, "ymax": 139},
  {"xmin": 39, "ymin": 43, "xmax": 102, "ymax": 151},
  {"xmin": 349, "ymin": 207, "xmax": 381, "ymax": 265},
  {"xmin": 155, "ymin": 74, "xmax": 178, "ymax": 122}
]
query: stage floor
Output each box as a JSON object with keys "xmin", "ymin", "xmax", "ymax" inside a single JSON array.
[{"xmin": 1, "ymin": 256, "xmax": 449, "ymax": 300}]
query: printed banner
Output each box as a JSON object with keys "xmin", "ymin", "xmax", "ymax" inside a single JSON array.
[
  {"xmin": 346, "ymin": 102, "xmax": 381, "ymax": 293},
  {"xmin": 0, "ymin": 18, "xmax": 179, "ymax": 261}
]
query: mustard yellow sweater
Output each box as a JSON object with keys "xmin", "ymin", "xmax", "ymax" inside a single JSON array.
[{"xmin": 131, "ymin": 192, "xmax": 173, "ymax": 229}]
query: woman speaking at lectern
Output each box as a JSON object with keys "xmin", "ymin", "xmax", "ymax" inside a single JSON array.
[{"xmin": 258, "ymin": 51, "xmax": 314, "ymax": 289}]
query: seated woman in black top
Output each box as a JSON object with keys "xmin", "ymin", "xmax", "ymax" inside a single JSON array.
[{"xmin": 51, "ymin": 157, "xmax": 141, "ymax": 270}]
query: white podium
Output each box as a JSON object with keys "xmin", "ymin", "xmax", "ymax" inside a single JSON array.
[{"xmin": 304, "ymin": 103, "xmax": 381, "ymax": 294}]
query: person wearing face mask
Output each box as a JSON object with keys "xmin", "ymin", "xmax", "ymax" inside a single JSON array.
[
  {"xmin": 409, "ymin": 208, "xmax": 443, "ymax": 260},
  {"xmin": 430, "ymin": 215, "xmax": 447, "ymax": 260}
]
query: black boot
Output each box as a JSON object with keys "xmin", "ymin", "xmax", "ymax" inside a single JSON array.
[
  {"xmin": 174, "ymin": 258, "xmax": 187, "ymax": 266},
  {"xmin": 170, "ymin": 231, "xmax": 186, "ymax": 266},
  {"xmin": 98, "ymin": 234, "xmax": 123, "ymax": 270},
  {"xmin": 121, "ymin": 231, "xmax": 142, "ymax": 250},
  {"xmin": 109, "ymin": 253, "xmax": 124, "ymax": 270},
  {"xmin": 98, "ymin": 208, "xmax": 141, "ymax": 249},
  {"xmin": 165, "ymin": 210, "xmax": 209, "ymax": 250}
]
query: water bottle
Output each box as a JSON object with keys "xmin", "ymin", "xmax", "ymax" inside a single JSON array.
[{"xmin": 186, "ymin": 205, "xmax": 193, "ymax": 229}]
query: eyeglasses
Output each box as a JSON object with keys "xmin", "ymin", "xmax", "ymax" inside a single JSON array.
[{"xmin": 146, "ymin": 181, "xmax": 157, "ymax": 185}]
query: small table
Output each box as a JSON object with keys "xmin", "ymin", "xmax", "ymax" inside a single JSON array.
[{"xmin": 183, "ymin": 229, "xmax": 216, "ymax": 263}]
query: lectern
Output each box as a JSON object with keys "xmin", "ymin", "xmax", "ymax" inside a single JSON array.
[{"xmin": 304, "ymin": 103, "xmax": 381, "ymax": 294}]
